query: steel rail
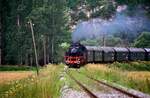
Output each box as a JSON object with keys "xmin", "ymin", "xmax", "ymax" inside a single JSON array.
[{"xmin": 66, "ymin": 72, "xmax": 98, "ymax": 98}]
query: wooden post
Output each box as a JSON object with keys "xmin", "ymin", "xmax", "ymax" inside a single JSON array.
[{"xmin": 29, "ymin": 19, "xmax": 39, "ymax": 75}]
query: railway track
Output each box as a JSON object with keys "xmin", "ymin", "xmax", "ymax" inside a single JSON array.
[
  {"xmin": 65, "ymin": 69, "xmax": 147, "ymax": 98},
  {"xmin": 67, "ymin": 72, "xmax": 98, "ymax": 98},
  {"xmin": 77, "ymin": 71, "xmax": 142, "ymax": 98}
]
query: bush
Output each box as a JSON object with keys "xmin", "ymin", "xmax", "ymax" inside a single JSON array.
[
  {"xmin": 109, "ymin": 61, "xmax": 150, "ymax": 71},
  {"xmin": 0, "ymin": 66, "xmax": 36, "ymax": 71}
]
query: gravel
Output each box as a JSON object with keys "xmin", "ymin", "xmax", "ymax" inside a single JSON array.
[{"xmin": 61, "ymin": 88, "xmax": 90, "ymax": 98}]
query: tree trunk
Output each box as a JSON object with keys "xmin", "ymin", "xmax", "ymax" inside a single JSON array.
[
  {"xmin": 46, "ymin": 37, "xmax": 50, "ymax": 64},
  {"xmin": 19, "ymin": 52, "xmax": 23, "ymax": 66},
  {"xmin": 25, "ymin": 53, "xmax": 28, "ymax": 66},
  {"xmin": 0, "ymin": 15, "xmax": 1, "ymax": 65},
  {"xmin": 17, "ymin": 14, "xmax": 22, "ymax": 65},
  {"xmin": 43, "ymin": 37, "xmax": 46, "ymax": 65},
  {"xmin": 30, "ymin": 54, "xmax": 33, "ymax": 66},
  {"xmin": 51, "ymin": 6, "xmax": 55, "ymax": 63},
  {"xmin": 51, "ymin": 37, "xmax": 54, "ymax": 63},
  {"xmin": 0, "ymin": 0, "xmax": 5, "ymax": 65}
]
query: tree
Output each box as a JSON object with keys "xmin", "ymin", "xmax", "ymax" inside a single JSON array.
[
  {"xmin": 105, "ymin": 36, "xmax": 122, "ymax": 47},
  {"xmin": 2, "ymin": 0, "xmax": 33, "ymax": 65},
  {"xmin": 0, "ymin": 0, "xmax": 70, "ymax": 65},
  {"xmin": 28, "ymin": 0, "xmax": 70, "ymax": 64},
  {"xmin": 67, "ymin": 0, "xmax": 116, "ymax": 30},
  {"xmin": 115, "ymin": 0, "xmax": 150, "ymax": 16},
  {"xmin": 134, "ymin": 32, "xmax": 150, "ymax": 48}
]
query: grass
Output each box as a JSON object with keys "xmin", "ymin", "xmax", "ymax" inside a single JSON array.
[
  {"xmin": 68, "ymin": 69, "xmax": 111, "ymax": 92},
  {"xmin": 79, "ymin": 63, "xmax": 150, "ymax": 94},
  {"xmin": 63, "ymin": 71, "xmax": 81, "ymax": 90},
  {"xmin": 0, "ymin": 66, "xmax": 36, "ymax": 71},
  {"xmin": 0, "ymin": 64, "xmax": 64, "ymax": 98}
]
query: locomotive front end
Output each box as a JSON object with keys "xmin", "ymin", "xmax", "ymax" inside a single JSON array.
[{"xmin": 64, "ymin": 43, "xmax": 87, "ymax": 68}]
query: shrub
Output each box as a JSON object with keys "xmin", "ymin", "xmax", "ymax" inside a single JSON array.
[
  {"xmin": 0, "ymin": 66, "xmax": 36, "ymax": 71},
  {"xmin": 109, "ymin": 61, "xmax": 150, "ymax": 71}
]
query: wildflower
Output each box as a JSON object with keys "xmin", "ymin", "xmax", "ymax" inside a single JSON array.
[
  {"xmin": 4, "ymin": 93, "xmax": 9, "ymax": 98},
  {"xmin": 31, "ymin": 78, "xmax": 34, "ymax": 82},
  {"xmin": 15, "ymin": 80, "xmax": 19, "ymax": 84}
]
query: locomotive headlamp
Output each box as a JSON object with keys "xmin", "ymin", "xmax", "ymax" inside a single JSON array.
[{"xmin": 77, "ymin": 61, "xmax": 80, "ymax": 64}]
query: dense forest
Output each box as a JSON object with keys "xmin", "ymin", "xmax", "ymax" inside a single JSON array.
[{"xmin": 1, "ymin": 0, "xmax": 150, "ymax": 66}]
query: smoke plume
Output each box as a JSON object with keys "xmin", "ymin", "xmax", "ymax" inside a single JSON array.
[{"xmin": 72, "ymin": 5, "xmax": 150, "ymax": 42}]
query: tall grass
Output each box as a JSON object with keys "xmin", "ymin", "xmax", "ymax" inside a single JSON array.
[
  {"xmin": 0, "ymin": 64, "xmax": 63, "ymax": 98},
  {"xmin": 79, "ymin": 64, "xmax": 150, "ymax": 94}
]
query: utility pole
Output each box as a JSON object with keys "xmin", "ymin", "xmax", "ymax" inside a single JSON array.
[{"xmin": 29, "ymin": 19, "xmax": 39, "ymax": 75}]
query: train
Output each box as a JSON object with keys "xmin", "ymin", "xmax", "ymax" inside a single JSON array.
[{"xmin": 64, "ymin": 43, "xmax": 150, "ymax": 68}]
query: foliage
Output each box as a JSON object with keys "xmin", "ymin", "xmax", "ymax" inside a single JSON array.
[
  {"xmin": 134, "ymin": 32, "xmax": 150, "ymax": 48},
  {"xmin": 81, "ymin": 39, "xmax": 100, "ymax": 46},
  {"xmin": 60, "ymin": 42, "xmax": 70, "ymax": 49},
  {"xmin": 105, "ymin": 36, "xmax": 122, "ymax": 46},
  {"xmin": 81, "ymin": 36, "xmax": 122, "ymax": 46},
  {"xmin": 109, "ymin": 61, "xmax": 150, "ymax": 71}
]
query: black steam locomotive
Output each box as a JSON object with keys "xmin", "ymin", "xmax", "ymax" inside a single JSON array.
[
  {"xmin": 64, "ymin": 43, "xmax": 150, "ymax": 68},
  {"xmin": 64, "ymin": 43, "xmax": 87, "ymax": 68}
]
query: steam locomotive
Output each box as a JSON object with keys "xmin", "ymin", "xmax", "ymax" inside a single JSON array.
[
  {"xmin": 64, "ymin": 43, "xmax": 150, "ymax": 68},
  {"xmin": 64, "ymin": 43, "xmax": 87, "ymax": 68}
]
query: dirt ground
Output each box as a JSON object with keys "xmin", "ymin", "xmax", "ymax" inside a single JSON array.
[{"xmin": 0, "ymin": 71, "xmax": 33, "ymax": 84}]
